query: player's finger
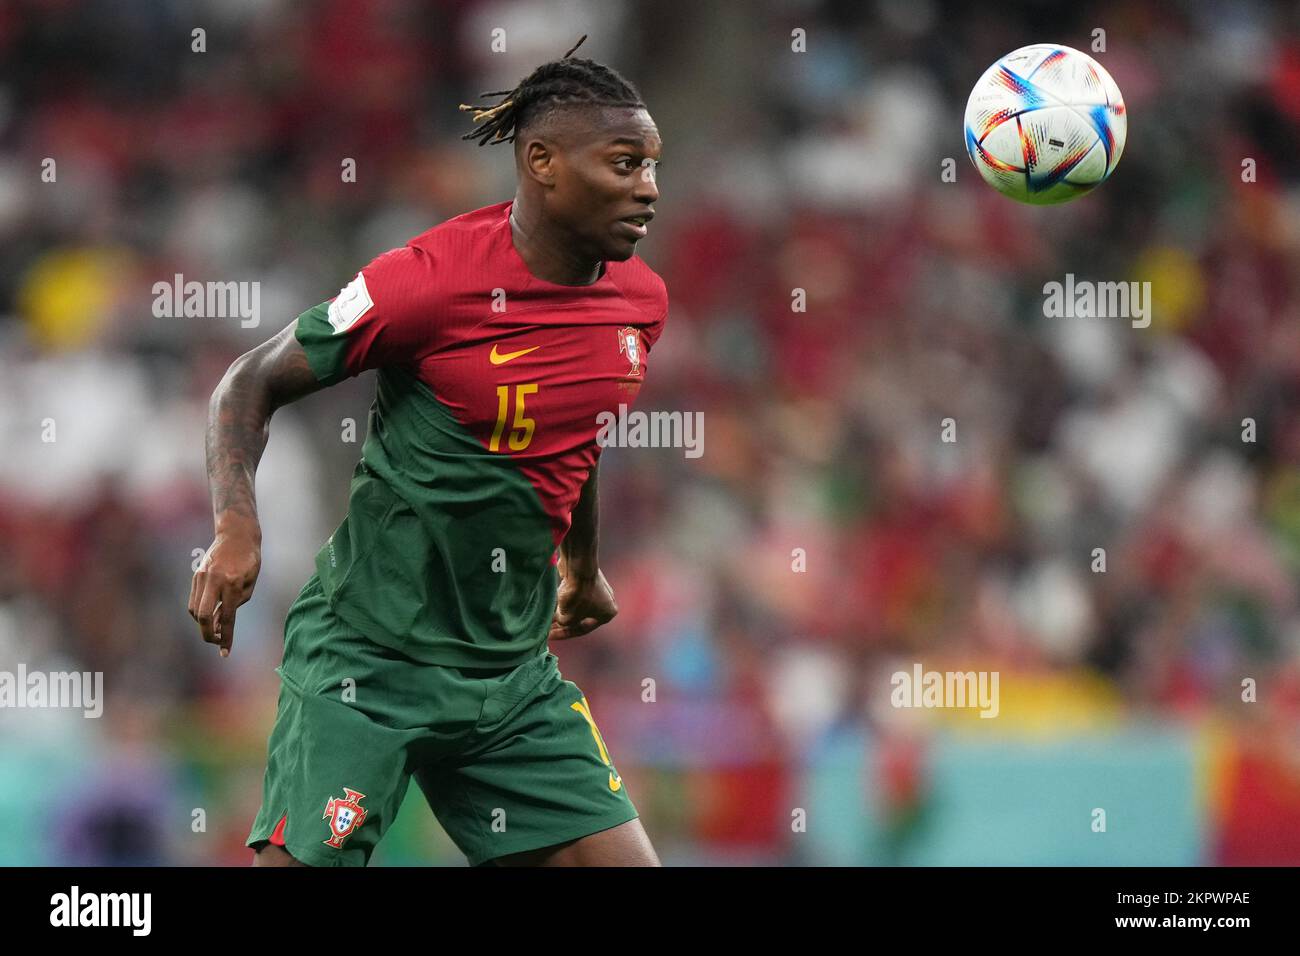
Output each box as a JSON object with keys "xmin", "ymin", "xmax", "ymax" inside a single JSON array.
[
  {"xmin": 217, "ymin": 589, "xmax": 237, "ymax": 657},
  {"xmin": 550, "ymin": 616, "xmax": 601, "ymax": 641},
  {"xmin": 189, "ymin": 546, "xmax": 215, "ymax": 618},
  {"xmin": 188, "ymin": 569, "xmax": 202, "ymax": 620},
  {"xmin": 195, "ymin": 575, "xmax": 221, "ymax": 644}
]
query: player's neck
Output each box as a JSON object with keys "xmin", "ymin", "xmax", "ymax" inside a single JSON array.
[{"xmin": 509, "ymin": 202, "xmax": 604, "ymax": 287}]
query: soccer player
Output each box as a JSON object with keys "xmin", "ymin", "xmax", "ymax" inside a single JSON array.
[{"xmin": 188, "ymin": 39, "xmax": 665, "ymax": 867}]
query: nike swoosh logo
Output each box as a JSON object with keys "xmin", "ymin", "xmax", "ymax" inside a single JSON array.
[
  {"xmin": 490, "ymin": 344, "xmax": 540, "ymax": 365},
  {"xmin": 609, "ymin": 772, "xmax": 622, "ymax": 792}
]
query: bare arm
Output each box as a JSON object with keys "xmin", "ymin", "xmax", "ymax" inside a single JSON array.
[
  {"xmin": 549, "ymin": 460, "xmax": 619, "ymax": 641},
  {"xmin": 561, "ymin": 459, "xmax": 600, "ymax": 580},
  {"xmin": 188, "ymin": 320, "xmax": 326, "ymax": 655}
]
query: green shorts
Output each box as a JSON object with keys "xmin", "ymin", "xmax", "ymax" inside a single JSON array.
[{"xmin": 246, "ymin": 575, "xmax": 639, "ymax": 867}]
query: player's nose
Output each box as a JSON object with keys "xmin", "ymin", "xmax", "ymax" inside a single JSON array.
[{"xmin": 633, "ymin": 167, "xmax": 659, "ymax": 203}]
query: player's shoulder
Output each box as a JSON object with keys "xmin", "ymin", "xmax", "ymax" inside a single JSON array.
[
  {"xmin": 405, "ymin": 200, "xmax": 510, "ymax": 256},
  {"xmin": 362, "ymin": 201, "xmax": 510, "ymax": 291},
  {"xmin": 606, "ymin": 255, "xmax": 669, "ymax": 321}
]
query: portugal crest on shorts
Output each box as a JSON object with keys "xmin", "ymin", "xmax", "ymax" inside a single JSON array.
[
  {"xmin": 322, "ymin": 787, "xmax": 368, "ymax": 849},
  {"xmin": 618, "ymin": 327, "xmax": 643, "ymax": 377}
]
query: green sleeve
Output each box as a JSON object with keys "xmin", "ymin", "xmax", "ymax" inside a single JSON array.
[{"xmin": 294, "ymin": 301, "xmax": 352, "ymax": 386}]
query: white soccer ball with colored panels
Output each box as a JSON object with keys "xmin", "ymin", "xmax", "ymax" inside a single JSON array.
[{"xmin": 964, "ymin": 44, "xmax": 1127, "ymax": 205}]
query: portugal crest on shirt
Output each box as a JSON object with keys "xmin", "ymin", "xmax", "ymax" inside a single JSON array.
[
  {"xmin": 618, "ymin": 327, "xmax": 643, "ymax": 377},
  {"xmin": 322, "ymin": 787, "xmax": 368, "ymax": 849}
]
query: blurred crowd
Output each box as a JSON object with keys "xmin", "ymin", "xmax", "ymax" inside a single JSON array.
[{"xmin": 2, "ymin": 0, "xmax": 1300, "ymax": 865}]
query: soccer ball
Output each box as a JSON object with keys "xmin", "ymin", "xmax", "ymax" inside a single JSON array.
[{"xmin": 963, "ymin": 44, "xmax": 1126, "ymax": 205}]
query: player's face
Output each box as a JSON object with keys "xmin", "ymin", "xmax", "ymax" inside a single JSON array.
[{"xmin": 553, "ymin": 107, "xmax": 662, "ymax": 261}]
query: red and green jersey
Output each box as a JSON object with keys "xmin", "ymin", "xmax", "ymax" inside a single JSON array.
[{"xmin": 294, "ymin": 200, "xmax": 668, "ymax": 668}]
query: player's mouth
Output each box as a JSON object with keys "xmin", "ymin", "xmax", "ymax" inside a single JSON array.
[{"xmin": 616, "ymin": 211, "xmax": 654, "ymax": 239}]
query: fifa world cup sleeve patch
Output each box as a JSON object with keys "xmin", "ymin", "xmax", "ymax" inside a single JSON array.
[{"xmin": 327, "ymin": 273, "xmax": 374, "ymax": 333}]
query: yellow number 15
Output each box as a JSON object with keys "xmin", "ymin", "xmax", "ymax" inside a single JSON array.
[{"xmin": 490, "ymin": 383, "xmax": 538, "ymax": 452}]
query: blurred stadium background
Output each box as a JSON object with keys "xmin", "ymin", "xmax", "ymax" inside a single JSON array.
[{"xmin": 2, "ymin": 0, "xmax": 1300, "ymax": 865}]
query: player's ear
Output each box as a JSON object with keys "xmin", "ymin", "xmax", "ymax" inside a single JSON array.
[{"xmin": 519, "ymin": 138, "xmax": 559, "ymax": 188}]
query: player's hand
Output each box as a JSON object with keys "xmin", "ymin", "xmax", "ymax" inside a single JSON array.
[
  {"xmin": 188, "ymin": 525, "xmax": 262, "ymax": 657},
  {"xmin": 549, "ymin": 567, "xmax": 618, "ymax": 641}
]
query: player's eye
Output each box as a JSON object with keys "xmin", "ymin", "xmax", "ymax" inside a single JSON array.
[{"xmin": 613, "ymin": 156, "xmax": 637, "ymax": 171}]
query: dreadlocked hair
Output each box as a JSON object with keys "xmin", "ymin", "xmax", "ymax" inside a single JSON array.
[{"xmin": 458, "ymin": 34, "xmax": 645, "ymax": 146}]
